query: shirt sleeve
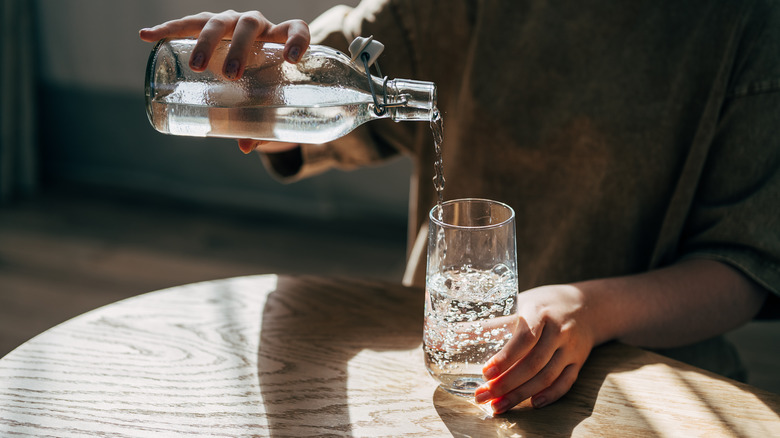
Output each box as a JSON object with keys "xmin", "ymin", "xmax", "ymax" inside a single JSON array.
[{"xmin": 679, "ymin": 2, "xmax": 780, "ymax": 315}]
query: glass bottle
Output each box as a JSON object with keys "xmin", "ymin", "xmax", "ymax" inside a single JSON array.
[{"xmin": 145, "ymin": 38, "xmax": 437, "ymax": 144}]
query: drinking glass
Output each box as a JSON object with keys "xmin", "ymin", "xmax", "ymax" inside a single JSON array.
[{"xmin": 423, "ymin": 198, "xmax": 518, "ymax": 395}]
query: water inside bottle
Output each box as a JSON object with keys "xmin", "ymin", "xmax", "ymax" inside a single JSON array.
[{"xmin": 150, "ymin": 82, "xmax": 377, "ymax": 144}]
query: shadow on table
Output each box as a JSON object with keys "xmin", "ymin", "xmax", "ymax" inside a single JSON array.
[
  {"xmin": 255, "ymin": 276, "xmax": 423, "ymax": 437},
  {"xmin": 435, "ymin": 342, "xmax": 780, "ymax": 437},
  {"xmin": 433, "ymin": 344, "xmax": 651, "ymax": 437},
  {"xmin": 432, "ymin": 367, "xmax": 606, "ymax": 437},
  {"xmin": 249, "ymin": 276, "xmax": 778, "ymax": 437}
]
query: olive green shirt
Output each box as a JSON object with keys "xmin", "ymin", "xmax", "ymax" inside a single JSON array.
[{"xmin": 261, "ymin": 0, "xmax": 780, "ymax": 377}]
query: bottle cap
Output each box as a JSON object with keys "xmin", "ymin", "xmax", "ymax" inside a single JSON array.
[{"xmin": 349, "ymin": 36, "xmax": 384, "ymax": 72}]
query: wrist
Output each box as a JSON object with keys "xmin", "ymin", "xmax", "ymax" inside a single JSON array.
[{"xmin": 572, "ymin": 278, "xmax": 624, "ymax": 346}]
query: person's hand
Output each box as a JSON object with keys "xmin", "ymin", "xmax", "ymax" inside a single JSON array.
[
  {"xmin": 140, "ymin": 10, "xmax": 310, "ymax": 154},
  {"xmin": 474, "ymin": 284, "xmax": 598, "ymax": 414},
  {"xmin": 237, "ymin": 139, "xmax": 299, "ymax": 155},
  {"xmin": 139, "ymin": 10, "xmax": 310, "ymax": 77}
]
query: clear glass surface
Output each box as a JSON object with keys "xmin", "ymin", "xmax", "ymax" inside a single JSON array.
[
  {"xmin": 145, "ymin": 39, "xmax": 436, "ymax": 143},
  {"xmin": 423, "ymin": 198, "xmax": 518, "ymax": 395}
]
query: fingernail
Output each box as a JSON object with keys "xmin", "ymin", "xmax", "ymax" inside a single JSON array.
[
  {"xmin": 492, "ymin": 398, "xmax": 510, "ymax": 414},
  {"xmin": 474, "ymin": 389, "xmax": 492, "ymax": 404},
  {"xmin": 191, "ymin": 52, "xmax": 205, "ymax": 70},
  {"xmin": 288, "ymin": 46, "xmax": 301, "ymax": 62},
  {"xmin": 224, "ymin": 59, "xmax": 239, "ymax": 79},
  {"xmin": 483, "ymin": 365, "xmax": 500, "ymax": 380},
  {"xmin": 532, "ymin": 396, "xmax": 548, "ymax": 409},
  {"xmin": 239, "ymin": 141, "xmax": 259, "ymax": 154}
]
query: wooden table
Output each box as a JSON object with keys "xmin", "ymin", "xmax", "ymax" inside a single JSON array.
[{"xmin": 1, "ymin": 275, "xmax": 778, "ymax": 437}]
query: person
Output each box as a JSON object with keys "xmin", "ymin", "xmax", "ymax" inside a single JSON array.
[{"xmin": 140, "ymin": 0, "xmax": 779, "ymax": 414}]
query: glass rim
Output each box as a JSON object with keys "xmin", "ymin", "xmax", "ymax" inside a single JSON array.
[{"xmin": 429, "ymin": 198, "xmax": 515, "ymax": 230}]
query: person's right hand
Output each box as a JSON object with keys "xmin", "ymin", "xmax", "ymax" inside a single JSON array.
[{"xmin": 139, "ymin": 10, "xmax": 311, "ymax": 154}]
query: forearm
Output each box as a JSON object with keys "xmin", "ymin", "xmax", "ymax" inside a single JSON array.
[{"xmin": 578, "ymin": 259, "xmax": 768, "ymax": 348}]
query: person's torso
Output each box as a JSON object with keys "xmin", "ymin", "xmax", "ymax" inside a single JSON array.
[{"xmin": 396, "ymin": 0, "xmax": 757, "ymax": 288}]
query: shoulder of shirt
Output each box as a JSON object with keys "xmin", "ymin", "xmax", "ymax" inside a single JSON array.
[{"xmin": 728, "ymin": 0, "xmax": 780, "ymax": 98}]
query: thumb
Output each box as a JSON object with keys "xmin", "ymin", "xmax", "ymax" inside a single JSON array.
[{"xmin": 238, "ymin": 139, "xmax": 263, "ymax": 154}]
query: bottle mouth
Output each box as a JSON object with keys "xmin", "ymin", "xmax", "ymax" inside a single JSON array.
[{"xmin": 389, "ymin": 79, "xmax": 437, "ymax": 121}]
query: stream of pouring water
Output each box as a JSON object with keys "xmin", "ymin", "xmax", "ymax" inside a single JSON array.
[{"xmin": 431, "ymin": 109, "xmax": 445, "ymax": 219}]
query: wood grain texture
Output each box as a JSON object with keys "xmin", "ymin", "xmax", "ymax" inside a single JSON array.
[{"xmin": 1, "ymin": 275, "xmax": 778, "ymax": 437}]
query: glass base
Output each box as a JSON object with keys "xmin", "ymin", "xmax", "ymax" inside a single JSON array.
[{"xmin": 439, "ymin": 375, "xmax": 484, "ymax": 396}]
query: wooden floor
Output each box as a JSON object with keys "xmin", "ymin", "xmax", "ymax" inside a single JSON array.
[{"xmin": 1, "ymin": 186, "xmax": 778, "ymax": 394}]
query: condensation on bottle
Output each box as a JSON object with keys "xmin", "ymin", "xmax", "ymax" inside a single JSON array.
[{"xmin": 145, "ymin": 38, "xmax": 437, "ymax": 144}]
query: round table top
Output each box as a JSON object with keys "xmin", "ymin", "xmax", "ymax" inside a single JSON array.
[{"xmin": 1, "ymin": 274, "xmax": 778, "ymax": 437}]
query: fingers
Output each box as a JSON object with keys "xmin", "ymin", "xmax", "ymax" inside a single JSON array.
[
  {"xmin": 139, "ymin": 12, "xmax": 215, "ymax": 42},
  {"xmin": 276, "ymin": 20, "xmax": 311, "ymax": 63},
  {"xmin": 227, "ymin": 18, "xmax": 310, "ymax": 70},
  {"xmin": 474, "ymin": 317, "xmax": 555, "ymax": 406},
  {"xmin": 488, "ymin": 348, "xmax": 570, "ymax": 414},
  {"xmin": 238, "ymin": 139, "xmax": 263, "ymax": 154},
  {"xmin": 482, "ymin": 312, "xmax": 542, "ymax": 381},
  {"xmin": 237, "ymin": 140, "xmax": 300, "ymax": 154},
  {"xmin": 223, "ymin": 12, "xmax": 269, "ymax": 79},
  {"xmin": 473, "ymin": 284, "xmax": 595, "ymax": 413},
  {"xmin": 191, "ymin": 10, "xmax": 241, "ymax": 72},
  {"xmin": 487, "ymin": 325, "xmax": 559, "ymax": 393},
  {"xmin": 141, "ymin": 11, "xmax": 311, "ymax": 79},
  {"xmin": 530, "ymin": 363, "xmax": 580, "ymax": 409},
  {"xmin": 476, "ymin": 342, "xmax": 583, "ymax": 414}
]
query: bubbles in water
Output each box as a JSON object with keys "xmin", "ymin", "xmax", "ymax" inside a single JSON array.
[
  {"xmin": 424, "ymin": 265, "xmax": 519, "ymax": 390},
  {"xmin": 491, "ymin": 263, "xmax": 512, "ymax": 279}
]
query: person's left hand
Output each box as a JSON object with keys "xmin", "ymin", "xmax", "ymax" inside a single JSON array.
[{"xmin": 474, "ymin": 284, "xmax": 598, "ymax": 413}]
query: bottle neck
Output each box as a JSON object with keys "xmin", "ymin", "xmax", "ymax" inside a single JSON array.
[{"xmin": 384, "ymin": 79, "xmax": 437, "ymax": 122}]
